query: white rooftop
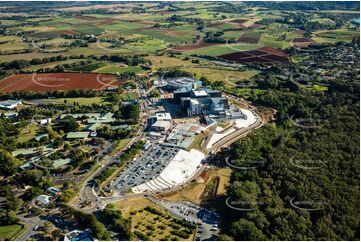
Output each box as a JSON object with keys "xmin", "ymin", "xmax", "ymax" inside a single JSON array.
[
  {"xmin": 132, "ymin": 149, "xmax": 205, "ymax": 193},
  {"xmin": 193, "ymin": 90, "xmax": 207, "ymax": 97},
  {"xmin": 0, "ymin": 99, "xmax": 21, "ymax": 109},
  {"xmin": 36, "ymin": 194, "xmax": 51, "ymax": 204},
  {"xmin": 190, "ymin": 99, "xmax": 199, "ymax": 105},
  {"xmin": 152, "ymin": 120, "xmax": 172, "ymax": 129},
  {"xmin": 155, "ymin": 112, "xmax": 172, "ymax": 120}
]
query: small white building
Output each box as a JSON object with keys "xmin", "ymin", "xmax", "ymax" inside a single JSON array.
[
  {"xmin": 0, "ymin": 100, "xmax": 22, "ymax": 109},
  {"xmin": 155, "ymin": 112, "xmax": 172, "ymax": 122},
  {"xmin": 36, "ymin": 194, "xmax": 51, "ymax": 205},
  {"xmin": 189, "ymin": 99, "xmax": 201, "ymax": 116},
  {"xmin": 39, "ymin": 118, "xmax": 51, "ymax": 125}
]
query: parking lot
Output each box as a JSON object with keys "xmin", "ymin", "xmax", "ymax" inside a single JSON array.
[
  {"xmin": 108, "ymin": 144, "xmax": 180, "ymax": 193},
  {"xmin": 147, "ymin": 195, "xmax": 220, "ymax": 241}
]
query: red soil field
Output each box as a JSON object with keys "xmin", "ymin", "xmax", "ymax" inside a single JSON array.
[
  {"xmin": 230, "ymin": 19, "xmax": 248, "ymax": 25},
  {"xmin": 218, "ymin": 47, "xmax": 289, "ymax": 63},
  {"xmin": 57, "ymin": 30, "xmax": 81, "ymax": 35},
  {"xmin": 207, "ymin": 21, "xmax": 225, "ymax": 28},
  {"xmin": 0, "ymin": 73, "xmax": 122, "ymax": 93},
  {"xmin": 258, "ymin": 47, "xmax": 289, "ymax": 57},
  {"xmin": 293, "ymin": 30, "xmax": 306, "ymax": 35},
  {"xmin": 170, "ymin": 40, "xmax": 219, "ymax": 51},
  {"xmin": 293, "ymin": 37, "xmax": 313, "ymax": 42},
  {"xmin": 97, "ymin": 18, "xmax": 119, "ymax": 25},
  {"xmin": 76, "ymin": 16, "xmax": 98, "ymax": 20},
  {"xmin": 237, "ymin": 37, "xmax": 259, "ymax": 44}
]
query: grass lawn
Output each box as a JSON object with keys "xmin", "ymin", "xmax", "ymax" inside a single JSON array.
[
  {"xmin": 24, "ymin": 59, "xmax": 86, "ymax": 72},
  {"xmin": 42, "ymin": 97, "xmax": 110, "ymax": 105},
  {"xmin": 161, "ymin": 167, "xmax": 232, "ymax": 204},
  {"xmin": 122, "ymin": 27, "xmax": 196, "ymax": 44},
  {"xmin": 111, "ymin": 138, "xmax": 131, "ymax": 155},
  {"xmin": 120, "ymin": 91, "xmax": 139, "ymax": 101},
  {"xmin": 312, "ymin": 84, "xmax": 328, "ymax": 91},
  {"xmin": 180, "ymin": 67, "xmax": 258, "ymax": 87},
  {"xmin": 188, "ymin": 132, "xmax": 206, "ymax": 152},
  {"xmin": 102, "ymin": 21, "xmax": 148, "ymax": 31},
  {"xmin": 185, "ymin": 42, "xmax": 264, "ymax": 56},
  {"xmin": 311, "ymin": 18, "xmax": 336, "ymax": 26},
  {"xmin": 146, "ymin": 56, "xmax": 195, "ymax": 70},
  {"xmin": 0, "ymin": 224, "xmax": 24, "ymax": 240},
  {"xmin": 68, "ymin": 62, "xmax": 106, "ymax": 72},
  {"xmin": 312, "ymin": 29, "xmax": 359, "ymax": 43},
  {"xmin": 94, "ymin": 65, "xmax": 144, "ymax": 74},
  {"xmin": 17, "ymin": 123, "xmax": 39, "ymax": 143}
]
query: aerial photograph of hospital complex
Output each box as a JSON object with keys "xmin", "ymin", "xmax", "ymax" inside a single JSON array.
[{"xmin": 0, "ymin": 1, "xmax": 359, "ymax": 241}]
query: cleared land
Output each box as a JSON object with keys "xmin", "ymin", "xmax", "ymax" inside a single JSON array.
[
  {"xmin": 160, "ymin": 167, "xmax": 232, "ymax": 204},
  {"xmin": 218, "ymin": 47, "xmax": 289, "ymax": 63},
  {"xmin": 17, "ymin": 122, "xmax": 39, "ymax": 143},
  {"xmin": 0, "ymin": 73, "xmax": 121, "ymax": 93}
]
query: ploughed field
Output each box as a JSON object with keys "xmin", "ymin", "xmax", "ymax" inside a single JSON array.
[
  {"xmin": 0, "ymin": 73, "xmax": 121, "ymax": 93},
  {"xmin": 218, "ymin": 47, "xmax": 289, "ymax": 63}
]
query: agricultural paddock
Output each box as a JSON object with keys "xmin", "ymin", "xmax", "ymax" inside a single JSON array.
[
  {"xmin": 94, "ymin": 65, "xmax": 144, "ymax": 74},
  {"xmin": 218, "ymin": 47, "xmax": 289, "ymax": 63},
  {"xmin": 170, "ymin": 40, "xmax": 220, "ymax": 52},
  {"xmin": 238, "ymin": 31, "xmax": 262, "ymax": 44},
  {"xmin": 0, "ymin": 73, "xmax": 122, "ymax": 93}
]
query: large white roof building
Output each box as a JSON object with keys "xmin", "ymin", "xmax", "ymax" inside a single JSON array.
[{"xmin": 0, "ymin": 100, "xmax": 21, "ymax": 109}]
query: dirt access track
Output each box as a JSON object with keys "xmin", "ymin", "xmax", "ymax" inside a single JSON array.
[{"xmin": 0, "ymin": 72, "xmax": 122, "ymax": 93}]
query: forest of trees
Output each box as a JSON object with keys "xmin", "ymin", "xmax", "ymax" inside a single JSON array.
[{"xmin": 217, "ymin": 43, "xmax": 360, "ymax": 240}]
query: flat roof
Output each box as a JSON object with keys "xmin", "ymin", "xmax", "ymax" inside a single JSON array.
[
  {"xmin": 205, "ymin": 88, "xmax": 221, "ymax": 93},
  {"xmin": 20, "ymin": 161, "xmax": 33, "ymax": 170},
  {"xmin": 60, "ymin": 113, "xmax": 101, "ymax": 119},
  {"xmin": 3, "ymin": 111, "xmax": 18, "ymax": 118},
  {"xmin": 66, "ymin": 132, "xmax": 89, "ymax": 139},
  {"xmin": 152, "ymin": 120, "xmax": 172, "ymax": 129},
  {"xmin": 34, "ymin": 133, "xmax": 49, "ymax": 141},
  {"xmin": 0, "ymin": 99, "xmax": 21, "ymax": 106},
  {"xmin": 156, "ymin": 112, "xmax": 172, "ymax": 120},
  {"xmin": 84, "ymin": 123, "xmax": 101, "ymax": 131},
  {"xmin": 193, "ymin": 90, "xmax": 208, "ymax": 97},
  {"xmin": 190, "ymin": 99, "xmax": 199, "ymax": 105},
  {"xmin": 53, "ymin": 158, "xmax": 73, "ymax": 168},
  {"xmin": 47, "ymin": 187, "xmax": 60, "ymax": 193},
  {"xmin": 12, "ymin": 145, "xmax": 53, "ymax": 156}
]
